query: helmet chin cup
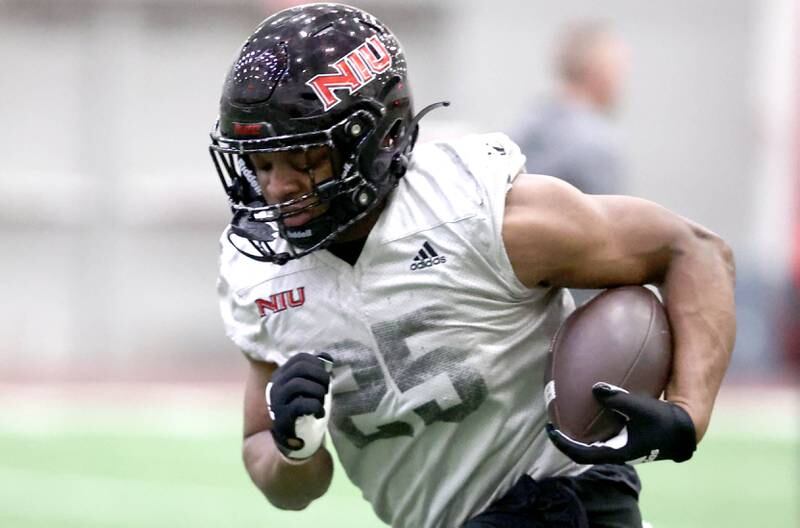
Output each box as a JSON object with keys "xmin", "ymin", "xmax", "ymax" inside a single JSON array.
[{"xmin": 279, "ymin": 214, "xmax": 336, "ymax": 251}]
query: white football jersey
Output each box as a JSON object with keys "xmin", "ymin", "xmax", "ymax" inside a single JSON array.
[{"xmin": 218, "ymin": 133, "xmax": 588, "ymax": 527}]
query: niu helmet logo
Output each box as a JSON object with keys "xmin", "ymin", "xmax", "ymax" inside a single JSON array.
[
  {"xmin": 306, "ymin": 35, "xmax": 392, "ymax": 111},
  {"xmin": 256, "ymin": 287, "xmax": 305, "ymax": 317}
]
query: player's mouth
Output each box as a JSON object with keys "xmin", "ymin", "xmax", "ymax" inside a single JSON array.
[
  {"xmin": 282, "ymin": 210, "xmax": 314, "ymax": 227},
  {"xmin": 281, "ymin": 200, "xmax": 325, "ymax": 227}
]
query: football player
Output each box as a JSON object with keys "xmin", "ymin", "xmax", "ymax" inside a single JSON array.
[{"xmin": 211, "ymin": 4, "xmax": 736, "ymax": 527}]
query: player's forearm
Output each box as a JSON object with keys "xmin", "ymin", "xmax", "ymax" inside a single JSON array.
[
  {"xmin": 661, "ymin": 223, "xmax": 736, "ymax": 441},
  {"xmin": 242, "ymin": 431, "xmax": 334, "ymax": 510}
]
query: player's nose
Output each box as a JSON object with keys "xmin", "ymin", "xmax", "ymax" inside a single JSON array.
[{"xmin": 264, "ymin": 166, "xmax": 309, "ymax": 204}]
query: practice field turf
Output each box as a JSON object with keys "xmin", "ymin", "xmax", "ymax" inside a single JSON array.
[{"xmin": 0, "ymin": 384, "xmax": 795, "ymax": 528}]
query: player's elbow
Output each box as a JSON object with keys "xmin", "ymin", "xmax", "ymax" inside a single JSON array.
[
  {"xmin": 716, "ymin": 237, "xmax": 736, "ymax": 281},
  {"xmin": 691, "ymin": 225, "xmax": 736, "ymax": 281},
  {"xmin": 671, "ymin": 221, "xmax": 735, "ymax": 279}
]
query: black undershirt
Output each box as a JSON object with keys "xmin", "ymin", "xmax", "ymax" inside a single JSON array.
[{"xmin": 328, "ymin": 237, "xmax": 368, "ymax": 266}]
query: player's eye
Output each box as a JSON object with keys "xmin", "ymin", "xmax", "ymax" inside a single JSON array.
[
  {"xmin": 249, "ymin": 156, "xmax": 271, "ymax": 171},
  {"xmin": 294, "ymin": 157, "xmax": 321, "ymax": 174}
]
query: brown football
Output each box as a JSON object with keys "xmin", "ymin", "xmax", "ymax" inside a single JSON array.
[{"xmin": 544, "ymin": 286, "xmax": 673, "ymax": 443}]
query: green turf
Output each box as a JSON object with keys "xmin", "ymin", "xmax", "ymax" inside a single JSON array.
[
  {"xmin": 0, "ymin": 394, "xmax": 795, "ymax": 527},
  {"xmin": 637, "ymin": 423, "xmax": 799, "ymax": 528}
]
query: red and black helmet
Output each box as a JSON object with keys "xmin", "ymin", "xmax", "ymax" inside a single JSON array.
[{"xmin": 210, "ymin": 3, "xmax": 446, "ymax": 264}]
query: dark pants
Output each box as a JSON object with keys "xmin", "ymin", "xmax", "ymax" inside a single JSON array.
[{"xmin": 464, "ymin": 464, "xmax": 642, "ymax": 528}]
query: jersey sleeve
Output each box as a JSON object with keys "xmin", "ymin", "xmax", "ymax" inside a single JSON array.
[
  {"xmin": 444, "ymin": 133, "xmax": 533, "ymax": 298},
  {"xmin": 216, "ymin": 229, "xmax": 286, "ymax": 365}
]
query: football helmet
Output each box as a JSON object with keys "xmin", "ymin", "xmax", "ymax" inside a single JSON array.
[{"xmin": 210, "ymin": 3, "xmax": 446, "ymax": 264}]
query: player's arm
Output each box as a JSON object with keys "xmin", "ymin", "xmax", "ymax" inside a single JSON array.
[
  {"xmin": 503, "ymin": 174, "xmax": 736, "ymax": 442},
  {"xmin": 242, "ymin": 356, "xmax": 334, "ymax": 510}
]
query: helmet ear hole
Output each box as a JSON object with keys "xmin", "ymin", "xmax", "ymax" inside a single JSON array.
[{"xmin": 381, "ymin": 119, "xmax": 405, "ymax": 151}]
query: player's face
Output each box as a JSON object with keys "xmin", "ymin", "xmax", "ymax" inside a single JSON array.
[
  {"xmin": 250, "ymin": 146, "xmax": 335, "ymax": 227},
  {"xmin": 588, "ymin": 36, "xmax": 630, "ymax": 112}
]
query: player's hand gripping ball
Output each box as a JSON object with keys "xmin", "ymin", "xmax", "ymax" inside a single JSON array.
[
  {"xmin": 546, "ymin": 383, "xmax": 697, "ymax": 464},
  {"xmin": 544, "ymin": 286, "xmax": 696, "ymax": 464},
  {"xmin": 267, "ymin": 353, "xmax": 333, "ymax": 461}
]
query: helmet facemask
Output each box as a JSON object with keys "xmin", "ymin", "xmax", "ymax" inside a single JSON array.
[{"xmin": 210, "ymin": 106, "xmax": 397, "ymax": 265}]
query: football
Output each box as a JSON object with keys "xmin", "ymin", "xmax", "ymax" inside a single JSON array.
[{"xmin": 544, "ymin": 286, "xmax": 673, "ymax": 443}]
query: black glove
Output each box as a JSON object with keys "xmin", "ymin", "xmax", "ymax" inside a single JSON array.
[
  {"xmin": 266, "ymin": 352, "xmax": 333, "ymax": 460},
  {"xmin": 546, "ymin": 382, "xmax": 697, "ymax": 464}
]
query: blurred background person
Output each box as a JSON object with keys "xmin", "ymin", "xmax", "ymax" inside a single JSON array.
[
  {"xmin": 514, "ymin": 21, "xmax": 630, "ymax": 306},
  {"xmin": 514, "ymin": 21, "xmax": 629, "ymax": 195}
]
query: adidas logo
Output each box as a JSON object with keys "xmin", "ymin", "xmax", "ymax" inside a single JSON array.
[{"xmin": 410, "ymin": 241, "xmax": 447, "ymax": 271}]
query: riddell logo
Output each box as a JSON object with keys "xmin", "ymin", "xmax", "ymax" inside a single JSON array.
[
  {"xmin": 410, "ymin": 242, "xmax": 447, "ymax": 271},
  {"xmin": 256, "ymin": 287, "xmax": 305, "ymax": 316},
  {"xmin": 306, "ymin": 35, "xmax": 392, "ymax": 111}
]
